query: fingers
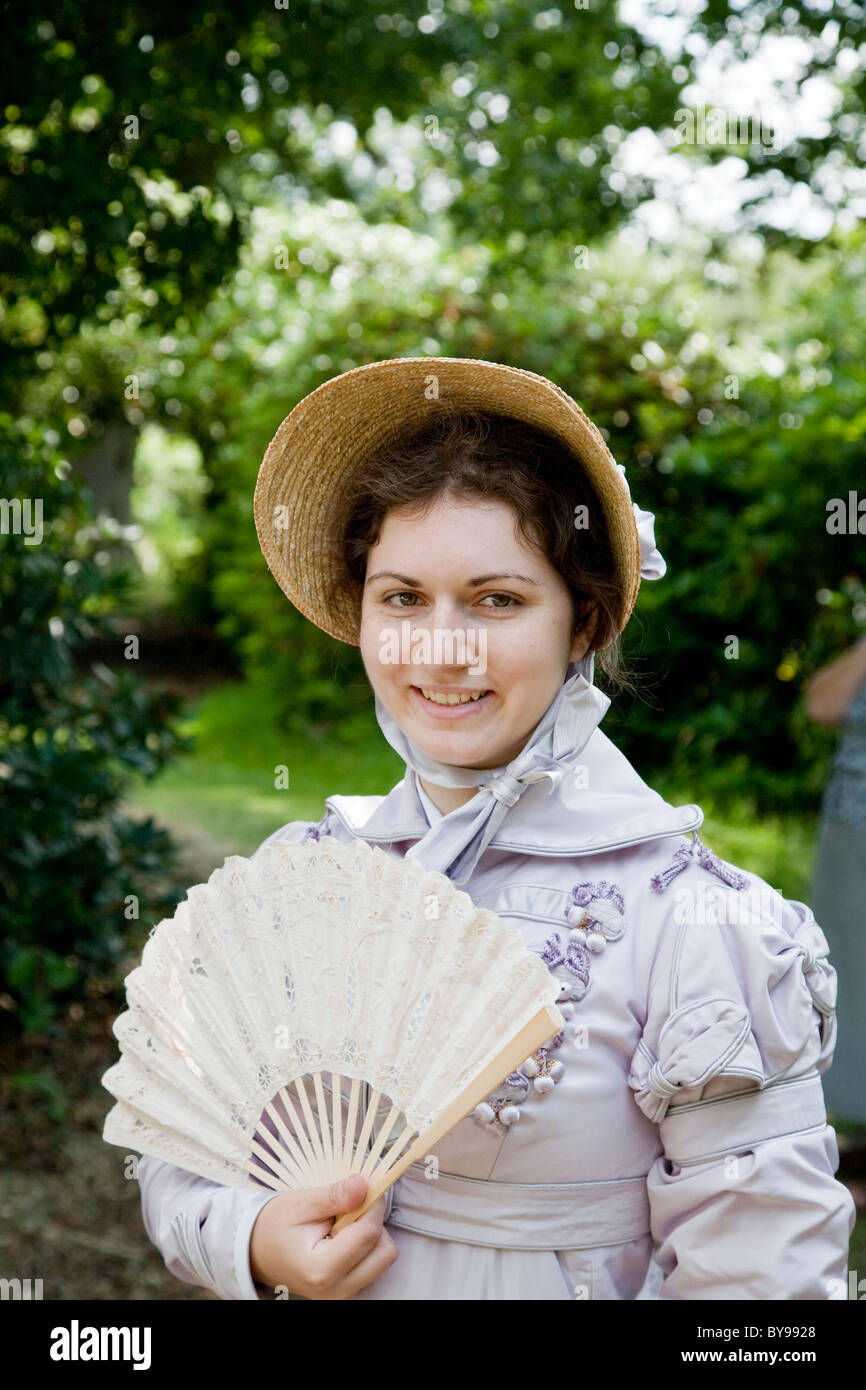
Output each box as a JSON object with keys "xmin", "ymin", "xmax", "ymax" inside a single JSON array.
[
  {"xmin": 335, "ymin": 1226, "xmax": 400, "ymax": 1299},
  {"xmin": 252, "ymin": 1181, "xmax": 394, "ymax": 1299},
  {"xmin": 310, "ymin": 1194, "xmax": 388, "ymax": 1280},
  {"xmin": 305, "ymin": 1222, "xmax": 399, "ymax": 1300},
  {"xmin": 296, "ymin": 1173, "xmax": 369, "ymax": 1224}
]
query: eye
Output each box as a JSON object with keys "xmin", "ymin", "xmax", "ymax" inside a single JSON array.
[
  {"xmin": 383, "ymin": 591, "xmax": 423, "ymax": 607},
  {"xmin": 479, "ymin": 593, "xmax": 520, "ymax": 608}
]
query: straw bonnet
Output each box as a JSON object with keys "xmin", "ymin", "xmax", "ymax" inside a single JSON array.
[{"xmin": 254, "ymin": 356, "xmax": 659, "ymax": 645}]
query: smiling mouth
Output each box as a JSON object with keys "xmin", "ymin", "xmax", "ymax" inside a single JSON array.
[{"xmin": 415, "ymin": 687, "xmax": 492, "ymax": 706}]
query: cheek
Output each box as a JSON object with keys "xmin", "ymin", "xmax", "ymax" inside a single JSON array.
[
  {"xmin": 359, "ymin": 631, "xmax": 381, "ymax": 682},
  {"xmin": 358, "ymin": 605, "xmax": 376, "ymax": 667},
  {"xmin": 359, "ymin": 608, "xmax": 394, "ymax": 684},
  {"xmin": 490, "ymin": 610, "xmax": 574, "ymax": 689},
  {"xmin": 494, "ymin": 615, "xmax": 568, "ymax": 665}
]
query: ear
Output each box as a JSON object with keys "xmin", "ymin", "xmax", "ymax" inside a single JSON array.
[{"xmin": 569, "ymin": 607, "xmax": 598, "ymax": 663}]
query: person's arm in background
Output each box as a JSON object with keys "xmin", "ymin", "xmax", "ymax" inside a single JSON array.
[{"xmin": 805, "ymin": 636, "xmax": 866, "ymax": 726}]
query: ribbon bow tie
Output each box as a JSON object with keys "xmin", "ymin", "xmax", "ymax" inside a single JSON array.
[{"xmin": 376, "ymin": 670, "xmax": 611, "ymax": 885}]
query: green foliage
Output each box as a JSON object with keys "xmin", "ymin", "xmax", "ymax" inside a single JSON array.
[
  {"xmin": 603, "ymin": 236, "xmax": 866, "ymax": 805},
  {"xmin": 9, "ymin": 1068, "xmax": 70, "ymax": 1124},
  {"xmin": 0, "ymin": 418, "xmax": 192, "ymax": 1034},
  {"xmin": 5, "ymin": 0, "xmax": 861, "ymax": 400},
  {"xmin": 4, "ymin": 0, "xmax": 866, "ymax": 1046},
  {"xmin": 107, "ymin": 210, "xmax": 864, "ymax": 814},
  {"xmin": 128, "ymin": 679, "xmax": 405, "ymax": 855}
]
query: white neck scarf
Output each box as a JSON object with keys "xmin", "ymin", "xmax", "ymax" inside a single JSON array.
[{"xmin": 373, "ymin": 655, "xmax": 611, "ymax": 885}]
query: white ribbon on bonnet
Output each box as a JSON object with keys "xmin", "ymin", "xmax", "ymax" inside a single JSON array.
[
  {"xmin": 615, "ymin": 464, "xmax": 667, "ymax": 582},
  {"xmin": 374, "ymin": 471, "xmax": 667, "ymax": 885}
]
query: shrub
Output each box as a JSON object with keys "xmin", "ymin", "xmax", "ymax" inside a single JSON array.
[{"xmin": 0, "ymin": 417, "xmax": 191, "ymax": 1034}]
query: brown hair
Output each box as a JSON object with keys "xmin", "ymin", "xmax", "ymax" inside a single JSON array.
[{"xmin": 342, "ymin": 409, "xmax": 637, "ymax": 695}]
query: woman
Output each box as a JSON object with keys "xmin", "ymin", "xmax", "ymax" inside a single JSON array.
[
  {"xmin": 136, "ymin": 357, "xmax": 855, "ymax": 1300},
  {"xmin": 807, "ymin": 634, "xmax": 866, "ymax": 1126}
]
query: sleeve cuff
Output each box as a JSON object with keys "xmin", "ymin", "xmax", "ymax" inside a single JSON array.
[{"xmin": 169, "ymin": 1185, "xmax": 282, "ymax": 1301}]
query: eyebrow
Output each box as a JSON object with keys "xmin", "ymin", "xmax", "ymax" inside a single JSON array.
[{"xmin": 365, "ymin": 571, "xmax": 542, "ymax": 588}]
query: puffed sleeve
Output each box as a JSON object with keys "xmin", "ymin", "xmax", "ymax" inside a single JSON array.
[{"xmin": 628, "ymin": 848, "xmax": 856, "ymax": 1300}]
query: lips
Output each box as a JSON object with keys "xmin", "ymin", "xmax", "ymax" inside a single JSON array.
[
  {"xmin": 410, "ymin": 686, "xmax": 494, "ymax": 718},
  {"xmin": 418, "ymin": 687, "xmax": 490, "ymax": 706}
]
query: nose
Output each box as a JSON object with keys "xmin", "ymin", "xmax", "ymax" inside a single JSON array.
[
  {"xmin": 422, "ymin": 596, "xmax": 464, "ymax": 633},
  {"xmin": 410, "ymin": 623, "xmax": 488, "ymax": 679}
]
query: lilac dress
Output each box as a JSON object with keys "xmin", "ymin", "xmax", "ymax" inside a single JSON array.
[{"xmin": 135, "ymin": 726, "xmax": 855, "ymax": 1300}]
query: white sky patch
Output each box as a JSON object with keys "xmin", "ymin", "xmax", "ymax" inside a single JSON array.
[
  {"xmin": 420, "ymin": 168, "xmax": 456, "ymax": 214},
  {"xmin": 622, "ymin": 144, "xmax": 759, "ymax": 242},
  {"xmin": 328, "ymin": 120, "xmax": 359, "ymax": 158},
  {"xmin": 616, "ymin": 0, "xmax": 861, "ymax": 241},
  {"xmin": 619, "ymin": 0, "xmax": 711, "ymax": 62},
  {"xmin": 682, "ymin": 33, "xmax": 842, "ymax": 146}
]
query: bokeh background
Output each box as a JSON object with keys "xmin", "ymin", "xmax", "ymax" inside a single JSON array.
[{"xmin": 2, "ymin": 0, "xmax": 865, "ymax": 1297}]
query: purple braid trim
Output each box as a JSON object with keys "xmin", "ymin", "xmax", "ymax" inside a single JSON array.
[
  {"xmin": 695, "ymin": 837, "xmax": 749, "ymax": 890},
  {"xmin": 649, "ymin": 844, "xmax": 694, "ymax": 893},
  {"xmin": 538, "ymin": 931, "xmax": 591, "ymax": 987},
  {"xmin": 505, "ymin": 1070, "xmax": 530, "ymax": 1091},
  {"xmin": 650, "ymin": 833, "xmax": 748, "ymax": 893},
  {"xmin": 571, "ymin": 879, "xmax": 625, "ymax": 915},
  {"xmin": 302, "ymin": 810, "xmax": 332, "ymax": 844}
]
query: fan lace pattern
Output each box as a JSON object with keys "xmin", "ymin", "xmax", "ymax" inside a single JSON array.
[{"xmin": 102, "ymin": 837, "xmax": 562, "ymax": 1196}]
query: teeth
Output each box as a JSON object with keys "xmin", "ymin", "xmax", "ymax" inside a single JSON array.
[{"xmin": 420, "ymin": 689, "xmax": 488, "ymax": 705}]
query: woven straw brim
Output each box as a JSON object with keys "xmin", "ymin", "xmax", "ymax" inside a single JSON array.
[{"xmin": 254, "ymin": 357, "xmax": 642, "ymax": 646}]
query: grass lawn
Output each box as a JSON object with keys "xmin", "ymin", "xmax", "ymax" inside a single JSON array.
[
  {"xmin": 126, "ymin": 679, "xmax": 406, "ymax": 857},
  {"xmin": 129, "ymin": 678, "xmax": 821, "ymax": 897}
]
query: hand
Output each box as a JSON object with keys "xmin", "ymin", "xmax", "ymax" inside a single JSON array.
[{"xmin": 248, "ymin": 1174, "xmax": 399, "ymax": 1300}]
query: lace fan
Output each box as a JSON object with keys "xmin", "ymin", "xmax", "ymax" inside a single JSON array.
[{"xmin": 102, "ymin": 836, "xmax": 562, "ymax": 1232}]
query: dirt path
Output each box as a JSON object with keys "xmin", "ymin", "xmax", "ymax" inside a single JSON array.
[{"xmin": 0, "ymin": 808, "xmax": 235, "ymax": 1301}]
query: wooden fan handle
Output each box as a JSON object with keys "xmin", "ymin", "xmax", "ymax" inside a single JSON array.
[{"xmin": 328, "ymin": 1001, "xmax": 562, "ymax": 1236}]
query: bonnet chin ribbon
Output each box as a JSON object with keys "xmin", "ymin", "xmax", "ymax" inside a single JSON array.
[{"xmin": 373, "ymin": 659, "xmax": 611, "ymax": 886}]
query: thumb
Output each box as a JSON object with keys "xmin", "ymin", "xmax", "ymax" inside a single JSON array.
[{"xmin": 302, "ymin": 1173, "xmax": 368, "ymax": 1222}]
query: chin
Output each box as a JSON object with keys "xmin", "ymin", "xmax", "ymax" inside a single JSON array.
[{"xmin": 412, "ymin": 728, "xmax": 511, "ymax": 770}]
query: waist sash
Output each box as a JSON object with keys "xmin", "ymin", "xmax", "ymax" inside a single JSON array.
[{"xmin": 387, "ymin": 1164, "xmax": 651, "ymax": 1251}]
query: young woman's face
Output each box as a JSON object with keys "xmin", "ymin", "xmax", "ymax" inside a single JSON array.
[{"xmin": 359, "ymin": 492, "xmax": 592, "ymax": 771}]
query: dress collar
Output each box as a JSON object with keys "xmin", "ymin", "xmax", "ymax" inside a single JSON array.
[{"xmin": 325, "ymin": 728, "xmax": 702, "ymax": 860}]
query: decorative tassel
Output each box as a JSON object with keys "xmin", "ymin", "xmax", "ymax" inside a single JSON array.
[
  {"xmin": 649, "ymin": 844, "xmax": 693, "ymax": 893},
  {"xmin": 650, "ymin": 833, "xmax": 748, "ymax": 893},
  {"xmin": 695, "ymin": 840, "xmax": 748, "ymax": 889}
]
